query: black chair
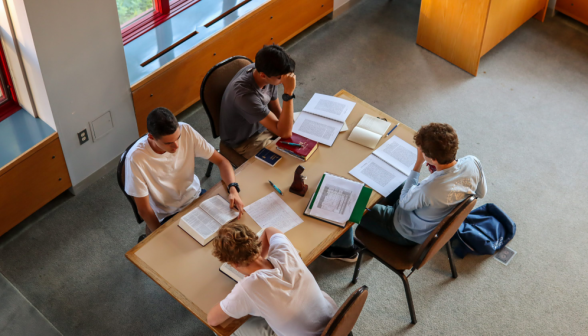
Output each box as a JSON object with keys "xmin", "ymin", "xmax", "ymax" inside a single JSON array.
[
  {"xmin": 200, "ymin": 56, "xmax": 253, "ymax": 177},
  {"xmin": 351, "ymin": 196, "xmax": 477, "ymax": 324},
  {"xmin": 321, "ymin": 285, "xmax": 368, "ymax": 336},
  {"xmin": 116, "ymin": 138, "xmax": 144, "ymax": 224}
]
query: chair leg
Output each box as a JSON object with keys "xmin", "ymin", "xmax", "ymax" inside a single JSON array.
[
  {"xmin": 446, "ymin": 242, "xmax": 458, "ymax": 278},
  {"xmin": 399, "ymin": 273, "xmax": 417, "ymax": 324},
  {"xmin": 205, "ymin": 162, "xmax": 213, "ymax": 177},
  {"xmin": 351, "ymin": 249, "xmax": 365, "ymax": 284}
]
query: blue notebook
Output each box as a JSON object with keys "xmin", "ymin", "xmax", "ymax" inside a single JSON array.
[{"xmin": 255, "ymin": 148, "xmax": 282, "ymax": 167}]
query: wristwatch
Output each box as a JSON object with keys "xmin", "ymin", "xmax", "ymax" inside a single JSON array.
[
  {"xmin": 227, "ymin": 182, "xmax": 240, "ymax": 193},
  {"xmin": 282, "ymin": 93, "xmax": 296, "ymax": 101}
]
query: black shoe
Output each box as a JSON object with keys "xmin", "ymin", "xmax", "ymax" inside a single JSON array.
[
  {"xmin": 137, "ymin": 234, "xmax": 147, "ymax": 243},
  {"xmin": 321, "ymin": 246, "xmax": 358, "ymax": 262}
]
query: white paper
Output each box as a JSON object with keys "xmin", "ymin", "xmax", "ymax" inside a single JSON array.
[
  {"xmin": 310, "ymin": 173, "xmax": 364, "ymax": 225},
  {"xmin": 244, "ymin": 192, "xmax": 303, "ymax": 232},
  {"xmin": 294, "ymin": 112, "xmax": 347, "ymax": 132},
  {"xmin": 302, "ymin": 93, "xmax": 356, "ymax": 123},
  {"xmin": 292, "ymin": 112, "xmax": 343, "ymax": 146},
  {"xmin": 356, "ymin": 114, "xmax": 391, "ymax": 135},
  {"xmin": 220, "ymin": 263, "xmax": 246, "ymax": 282},
  {"xmin": 373, "ymin": 135, "xmax": 417, "ymax": 176},
  {"xmin": 347, "ymin": 127, "xmax": 381, "ymax": 149},
  {"xmin": 349, "ymin": 155, "xmax": 407, "ymax": 196},
  {"xmin": 200, "ymin": 195, "xmax": 239, "ymax": 224},
  {"xmin": 181, "ymin": 207, "xmax": 221, "ymax": 240}
]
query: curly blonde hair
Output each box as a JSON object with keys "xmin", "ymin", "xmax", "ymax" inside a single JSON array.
[
  {"xmin": 212, "ymin": 223, "xmax": 261, "ymax": 266},
  {"xmin": 414, "ymin": 123, "xmax": 459, "ymax": 164}
]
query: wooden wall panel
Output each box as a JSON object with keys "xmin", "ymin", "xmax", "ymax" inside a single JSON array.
[
  {"xmin": 132, "ymin": 0, "xmax": 333, "ymax": 135},
  {"xmin": 481, "ymin": 0, "xmax": 549, "ymax": 56},
  {"xmin": 557, "ymin": 0, "xmax": 588, "ymax": 26},
  {"xmin": 416, "ymin": 0, "xmax": 491, "ymax": 76},
  {"xmin": 0, "ymin": 137, "xmax": 72, "ymax": 236}
]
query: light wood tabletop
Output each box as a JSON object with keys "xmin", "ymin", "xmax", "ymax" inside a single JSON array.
[{"xmin": 125, "ymin": 90, "xmax": 417, "ymax": 335}]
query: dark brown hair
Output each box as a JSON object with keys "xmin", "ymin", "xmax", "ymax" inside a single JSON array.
[
  {"xmin": 212, "ymin": 223, "xmax": 261, "ymax": 266},
  {"xmin": 414, "ymin": 123, "xmax": 459, "ymax": 164}
]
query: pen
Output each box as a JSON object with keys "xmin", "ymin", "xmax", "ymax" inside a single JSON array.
[
  {"xmin": 268, "ymin": 180, "xmax": 283, "ymax": 195},
  {"xmin": 365, "ymin": 208, "xmax": 371, "ymax": 212},
  {"xmin": 280, "ymin": 141, "xmax": 303, "ymax": 147},
  {"xmin": 386, "ymin": 123, "xmax": 400, "ymax": 137}
]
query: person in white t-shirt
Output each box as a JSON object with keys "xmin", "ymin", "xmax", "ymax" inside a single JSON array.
[
  {"xmin": 124, "ymin": 107, "xmax": 245, "ymax": 242},
  {"xmin": 208, "ymin": 224, "xmax": 337, "ymax": 336}
]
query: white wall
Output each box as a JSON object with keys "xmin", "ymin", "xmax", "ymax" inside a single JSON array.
[{"xmin": 17, "ymin": 0, "xmax": 138, "ymax": 189}]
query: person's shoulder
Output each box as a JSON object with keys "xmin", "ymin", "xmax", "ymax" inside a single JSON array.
[
  {"xmin": 126, "ymin": 137, "xmax": 150, "ymax": 164},
  {"xmin": 269, "ymin": 233, "xmax": 291, "ymax": 247},
  {"xmin": 459, "ymin": 155, "xmax": 482, "ymax": 169}
]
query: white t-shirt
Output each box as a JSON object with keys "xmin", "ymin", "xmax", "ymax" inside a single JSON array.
[
  {"xmin": 124, "ymin": 122, "xmax": 215, "ymax": 221},
  {"xmin": 220, "ymin": 234, "xmax": 338, "ymax": 336}
]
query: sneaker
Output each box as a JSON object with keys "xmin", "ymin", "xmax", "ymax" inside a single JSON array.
[
  {"xmin": 137, "ymin": 234, "xmax": 147, "ymax": 243},
  {"xmin": 321, "ymin": 246, "xmax": 358, "ymax": 263}
]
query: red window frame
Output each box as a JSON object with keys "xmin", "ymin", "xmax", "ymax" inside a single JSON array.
[
  {"xmin": 121, "ymin": 0, "xmax": 201, "ymax": 45},
  {"xmin": 0, "ymin": 40, "xmax": 20, "ymax": 123}
]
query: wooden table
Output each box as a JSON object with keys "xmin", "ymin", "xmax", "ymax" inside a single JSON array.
[{"xmin": 125, "ymin": 90, "xmax": 417, "ymax": 335}]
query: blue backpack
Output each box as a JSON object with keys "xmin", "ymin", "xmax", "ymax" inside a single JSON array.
[{"xmin": 451, "ymin": 203, "xmax": 516, "ymax": 258}]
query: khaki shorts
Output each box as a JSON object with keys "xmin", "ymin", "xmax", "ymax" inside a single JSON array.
[{"xmin": 233, "ymin": 130, "xmax": 275, "ymax": 159}]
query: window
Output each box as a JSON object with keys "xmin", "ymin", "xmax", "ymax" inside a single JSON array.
[
  {"xmin": 118, "ymin": 0, "xmax": 201, "ymax": 45},
  {"xmin": 0, "ymin": 40, "xmax": 19, "ymax": 123}
]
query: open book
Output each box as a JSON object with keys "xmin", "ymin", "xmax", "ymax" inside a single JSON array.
[
  {"xmin": 304, "ymin": 173, "xmax": 372, "ymax": 227},
  {"xmin": 292, "ymin": 94, "xmax": 356, "ymax": 146},
  {"xmin": 349, "ymin": 136, "xmax": 418, "ymax": 197},
  {"xmin": 178, "ymin": 195, "xmax": 239, "ymax": 246},
  {"xmin": 347, "ymin": 114, "xmax": 392, "ymax": 149}
]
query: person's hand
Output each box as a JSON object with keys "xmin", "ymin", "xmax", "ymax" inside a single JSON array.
[
  {"xmin": 281, "ymin": 73, "xmax": 296, "ymax": 95},
  {"xmin": 228, "ymin": 188, "xmax": 244, "ymax": 219}
]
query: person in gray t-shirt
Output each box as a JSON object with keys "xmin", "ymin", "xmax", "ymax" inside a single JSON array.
[
  {"xmin": 220, "ymin": 45, "xmax": 297, "ymax": 159},
  {"xmin": 322, "ymin": 123, "xmax": 487, "ymax": 262}
]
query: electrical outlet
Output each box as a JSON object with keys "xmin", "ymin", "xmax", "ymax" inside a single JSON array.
[{"xmin": 78, "ymin": 129, "xmax": 89, "ymax": 145}]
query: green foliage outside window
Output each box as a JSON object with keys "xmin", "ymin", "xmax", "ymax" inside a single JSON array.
[{"xmin": 117, "ymin": 0, "xmax": 154, "ymax": 26}]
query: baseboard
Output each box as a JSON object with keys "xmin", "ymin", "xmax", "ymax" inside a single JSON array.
[
  {"xmin": 69, "ymin": 155, "xmax": 120, "ymax": 195},
  {"xmin": 333, "ymin": 0, "xmax": 365, "ymax": 18}
]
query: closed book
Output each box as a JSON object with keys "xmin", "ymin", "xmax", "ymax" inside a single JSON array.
[
  {"xmin": 255, "ymin": 148, "xmax": 282, "ymax": 166},
  {"xmin": 276, "ymin": 133, "xmax": 318, "ymax": 160}
]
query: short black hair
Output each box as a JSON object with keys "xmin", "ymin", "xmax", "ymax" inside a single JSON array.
[
  {"xmin": 147, "ymin": 107, "xmax": 179, "ymax": 139},
  {"xmin": 255, "ymin": 44, "xmax": 295, "ymax": 77}
]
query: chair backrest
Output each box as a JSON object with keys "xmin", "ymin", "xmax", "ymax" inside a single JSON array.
[
  {"xmin": 413, "ymin": 196, "xmax": 478, "ymax": 270},
  {"xmin": 321, "ymin": 286, "xmax": 368, "ymax": 336},
  {"xmin": 200, "ymin": 56, "xmax": 253, "ymax": 138},
  {"xmin": 116, "ymin": 137, "xmax": 145, "ymax": 224}
]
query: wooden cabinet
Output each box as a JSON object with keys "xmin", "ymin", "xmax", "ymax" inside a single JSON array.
[
  {"xmin": 557, "ymin": 0, "xmax": 588, "ymax": 26},
  {"xmin": 0, "ymin": 135, "xmax": 72, "ymax": 236},
  {"xmin": 132, "ymin": 0, "xmax": 333, "ymax": 135},
  {"xmin": 417, "ymin": 0, "xmax": 549, "ymax": 76}
]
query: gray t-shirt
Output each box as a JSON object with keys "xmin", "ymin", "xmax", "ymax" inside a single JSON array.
[{"xmin": 220, "ymin": 64, "xmax": 278, "ymax": 147}]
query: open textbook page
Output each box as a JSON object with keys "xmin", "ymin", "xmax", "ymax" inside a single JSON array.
[
  {"xmin": 309, "ymin": 173, "xmax": 363, "ymax": 226},
  {"xmin": 294, "ymin": 112, "xmax": 347, "ymax": 132},
  {"xmin": 200, "ymin": 195, "xmax": 239, "ymax": 225},
  {"xmin": 373, "ymin": 135, "xmax": 417, "ymax": 176},
  {"xmin": 220, "ymin": 262, "xmax": 246, "ymax": 282},
  {"xmin": 179, "ymin": 207, "xmax": 222, "ymax": 246},
  {"xmin": 348, "ymin": 115, "xmax": 391, "ymax": 149},
  {"xmin": 349, "ymin": 155, "xmax": 407, "ymax": 196},
  {"xmin": 244, "ymin": 192, "xmax": 303, "ymax": 232},
  {"xmin": 292, "ymin": 112, "xmax": 343, "ymax": 146},
  {"xmin": 302, "ymin": 93, "xmax": 356, "ymax": 123}
]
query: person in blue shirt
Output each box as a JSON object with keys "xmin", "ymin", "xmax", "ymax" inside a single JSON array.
[{"xmin": 322, "ymin": 123, "xmax": 487, "ymax": 261}]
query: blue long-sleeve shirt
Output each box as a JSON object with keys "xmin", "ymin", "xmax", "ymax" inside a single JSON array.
[{"xmin": 393, "ymin": 155, "xmax": 487, "ymax": 244}]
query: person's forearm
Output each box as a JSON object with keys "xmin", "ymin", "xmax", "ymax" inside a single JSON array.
[
  {"xmin": 413, "ymin": 159, "xmax": 425, "ymax": 172},
  {"xmin": 218, "ymin": 160, "xmax": 236, "ymax": 185},
  {"xmin": 141, "ymin": 209, "xmax": 160, "ymax": 233},
  {"xmin": 276, "ymin": 100, "xmax": 294, "ymax": 138},
  {"xmin": 260, "ymin": 229, "xmax": 270, "ymax": 259}
]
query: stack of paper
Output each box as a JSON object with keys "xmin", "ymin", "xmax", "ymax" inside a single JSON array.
[
  {"xmin": 349, "ymin": 136, "xmax": 418, "ymax": 196},
  {"xmin": 347, "ymin": 114, "xmax": 392, "ymax": 149},
  {"xmin": 292, "ymin": 94, "xmax": 356, "ymax": 146}
]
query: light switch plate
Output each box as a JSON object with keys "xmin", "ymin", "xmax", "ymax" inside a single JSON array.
[{"xmin": 90, "ymin": 111, "xmax": 113, "ymax": 141}]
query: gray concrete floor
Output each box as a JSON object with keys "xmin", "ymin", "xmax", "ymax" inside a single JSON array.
[{"xmin": 2, "ymin": 0, "xmax": 588, "ymax": 334}]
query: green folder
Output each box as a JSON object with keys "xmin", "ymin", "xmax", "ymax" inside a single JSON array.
[{"xmin": 308, "ymin": 173, "xmax": 373, "ymax": 225}]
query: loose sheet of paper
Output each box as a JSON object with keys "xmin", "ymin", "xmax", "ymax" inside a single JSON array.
[
  {"xmin": 294, "ymin": 112, "xmax": 347, "ymax": 132},
  {"xmin": 200, "ymin": 195, "xmax": 239, "ymax": 224},
  {"xmin": 349, "ymin": 155, "xmax": 407, "ymax": 196},
  {"xmin": 309, "ymin": 173, "xmax": 364, "ymax": 225},
  {"xmin": 244, "ymin": 192, "xmax": 303, "ymax": 232},
  {"xmin": 181, "ymin": 207, "xmax": 221, "ymax": 240},
  {"xmin": 373, "ymin": 135, "xmax": 417, "ymax": 176},
  {"xmin": 302, "ymin": 93, "xmax": 356, "ymax": 123},
  {"xmin": 292, "ymin": 112, "xmax": 343, "ymax": 146}
]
